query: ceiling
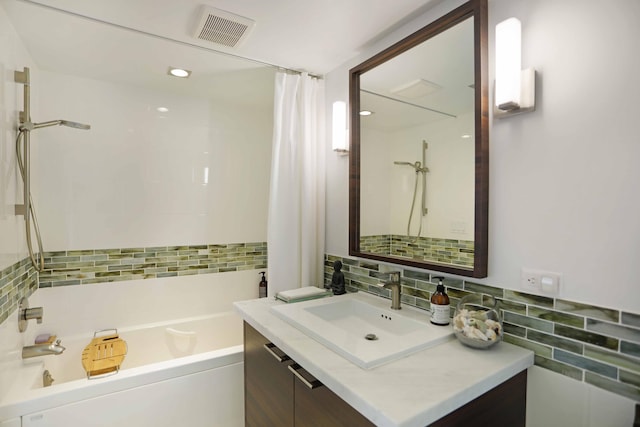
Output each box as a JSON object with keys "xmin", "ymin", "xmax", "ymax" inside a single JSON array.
[{"xmin": 2, "ymin": 0, "xmax": 441, "ymax": 79}]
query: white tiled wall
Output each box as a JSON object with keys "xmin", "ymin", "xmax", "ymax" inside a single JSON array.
[
  {"xmin": 0, "ymin": 6, "xmax": 36, "ymax": 271},
  {"xmin": 32, "ymin": 70, "xmax": 273, "ymax": 251}
]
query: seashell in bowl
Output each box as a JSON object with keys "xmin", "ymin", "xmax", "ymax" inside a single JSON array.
[{"xmin": 453, "ymin": 294, "xmax": 502, "ymax": 349}]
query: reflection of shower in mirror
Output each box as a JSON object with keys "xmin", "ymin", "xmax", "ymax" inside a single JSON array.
[{"xmin": 394, "ymin": 140, "xmax": 429, "ymax": 239}]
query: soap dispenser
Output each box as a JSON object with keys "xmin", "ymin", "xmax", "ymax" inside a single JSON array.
[
  {"xmin": 430, "ymin": 277, "xmax": 450, "ymax": 325},
  {"xmin": 258, "ymin": 272, "xmax": 267, "ymax": 298}
]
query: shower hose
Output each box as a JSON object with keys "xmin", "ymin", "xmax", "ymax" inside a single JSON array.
[
  {"xmin": 406, "ymin": 168, "xmax": 425, "ymax": 240},
  {"xmin": 16, "ymin": 129, "xmax": 45, "ymax": 272}
]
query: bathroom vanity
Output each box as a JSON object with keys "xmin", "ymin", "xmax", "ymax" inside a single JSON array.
[{"xmin": 235, "ymin": 295, "xmax": 534, "ymax": 427}]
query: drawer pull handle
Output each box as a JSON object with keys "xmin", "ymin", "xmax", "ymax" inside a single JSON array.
[
  {"xmin": 289, "ymin": 363, "xmax": 323, "ymax": 390},
  {"xmin": 263, "ymin": 343, "xmax": 290, "ymax": 363}
]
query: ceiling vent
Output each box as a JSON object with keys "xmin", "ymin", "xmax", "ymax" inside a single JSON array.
[
  {"xmin": 390, "ymin": 79, "xmax": 441, "ymax": 99},
  {"xmin": 193, "ymin": 6, "xmax": 255, "ymax": 48}
]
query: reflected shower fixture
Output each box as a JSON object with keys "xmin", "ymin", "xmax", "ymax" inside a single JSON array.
[
  {"xmin": 14, "ymin": 67, "xmax": 91, "ymax": 272},
  {"xmin": 494, "ymin": 17, "xmax": 536, "ymax": 118},
  {"xmin": 394, "ymin": 141, "xmax": 429, "ymax": 240}
]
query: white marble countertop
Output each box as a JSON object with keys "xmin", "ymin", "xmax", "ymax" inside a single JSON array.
[{"xmin": 234, "ymin": 293, "xmax": 534, "ymax": 427}]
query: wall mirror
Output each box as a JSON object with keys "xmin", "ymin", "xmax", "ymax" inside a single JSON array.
[{"xmin": 349, "ymin": 0, "xmax": 488, "ymax": 277}]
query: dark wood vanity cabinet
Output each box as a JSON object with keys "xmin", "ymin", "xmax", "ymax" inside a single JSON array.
[
  {"xmin": 244, "ymin": 321, "xmax": 294, "ymax": 427},
  {"xmin": 244, "ymin": 321, "xmax": 526, "ymax": 427},
  {"xmin": 291, "ymin": 362, "xmax": 375, "ymax": 427},
  {"xmin": 244, "ymin": 322, "xmax": 374, "ymax": 427}
]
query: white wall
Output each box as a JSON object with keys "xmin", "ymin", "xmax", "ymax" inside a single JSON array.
[
  {"xmin": 487, "ymin": 0, "xmax": 640, "ymax": 313},
  {"xmin": 360, "ymin": 127, "xmax": 391, "ymax": 236},
  {"xmin": 326, "ymin": 0, "xmax": 640, "ymax": 313},
  {"xmin": 0, "ymin": 6, "xmax": 36, "ymax": 270},
  {"xmin": 32, "ymin": 70, "xmax": 273, "ymax": 250}
]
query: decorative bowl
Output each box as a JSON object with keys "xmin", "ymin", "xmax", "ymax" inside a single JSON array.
[{"xmin": 452, "ymin": 294, "xmax": 502, "ymax": 349}]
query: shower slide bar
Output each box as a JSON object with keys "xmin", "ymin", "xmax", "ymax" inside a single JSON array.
[
  {"xmin": 14, "ymin": 66, "xmax": 91, "ymax": 271},
  {"xmin": 393, "ymin": 140, "xmax": 429, "ymax": 239}
]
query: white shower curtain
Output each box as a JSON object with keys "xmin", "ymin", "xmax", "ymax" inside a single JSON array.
[{"xmin": 267, "ymin": 71, "xmax": 325, "ymax": 296}]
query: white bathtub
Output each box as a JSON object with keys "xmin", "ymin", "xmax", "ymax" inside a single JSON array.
[{"xmin": 0, "ymin": 272, "xmax": 257, "ymax": 427}]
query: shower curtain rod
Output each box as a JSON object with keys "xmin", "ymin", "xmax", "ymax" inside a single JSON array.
[{"xmin": 17, "ymin": 0, "xmax": 323, "ymax": 79}]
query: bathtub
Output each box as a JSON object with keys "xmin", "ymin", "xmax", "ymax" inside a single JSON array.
[{"xmin": 0, "ymin": 272, "xmax": 257, "ymax": 427}]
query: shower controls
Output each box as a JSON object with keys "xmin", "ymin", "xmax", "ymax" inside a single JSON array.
[{"xmin": 18, "ymin": 297, "xmax": 44, "ymax": 332}]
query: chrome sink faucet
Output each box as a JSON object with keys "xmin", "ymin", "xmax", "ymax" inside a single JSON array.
[
  {"xmin": 374, "ymin": 271, "xmax": 402, "ymax": 310},
  {"xmin": 22, "ymin": 339, "xmax": 66, "ymax": 359}
]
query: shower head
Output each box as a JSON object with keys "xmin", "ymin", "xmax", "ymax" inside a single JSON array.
[
  {"xmin": 394, "ymin": 160, "xmax": 428, "ymax": 173},
  {"xmin": 60, "ymin": 120, "xmax": 90, "ymax": 130},
  {"xmin": 24, "ymin": 119, "xmax": 91, "ymax": 131}
]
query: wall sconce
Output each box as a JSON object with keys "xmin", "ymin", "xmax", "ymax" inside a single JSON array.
[
  {"xmin": 332, "ymin": 101, "xmax": 349, "ymax": 154},
  {"xmin": 494, "ymin": 17, "xmax": 536, "ymax": 118}
]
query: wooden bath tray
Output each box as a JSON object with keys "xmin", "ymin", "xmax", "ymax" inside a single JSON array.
[{"xmin": 81, "ymin": 329, "xmax": 128, "ymax": 379}]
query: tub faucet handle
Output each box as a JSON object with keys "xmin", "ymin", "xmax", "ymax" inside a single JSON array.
[
  {"xmin": 24, "ymin": 307, "xmax": 44, "ymax": 324},
  {"xmin": 18, "ymin": 297, "xmax": 44, "ymax": 332}
]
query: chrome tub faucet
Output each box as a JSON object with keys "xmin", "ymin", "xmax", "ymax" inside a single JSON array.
[{"xmin": 22, "ymin": 339, "xmax": 66, "ymax": 359}]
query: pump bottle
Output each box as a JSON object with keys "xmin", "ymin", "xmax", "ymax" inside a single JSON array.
[
  {"xmin": 430, "ymin": 276, "xmax": 450, "ymax": 325},
  {"xmin": 258, "ymin": 272, "xmax": 267, "ymax": 298}
]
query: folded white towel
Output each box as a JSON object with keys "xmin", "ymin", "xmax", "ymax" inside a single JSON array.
[{"xmin": 276, "ymin": 286, "xmax": 331, "ymax": 303}]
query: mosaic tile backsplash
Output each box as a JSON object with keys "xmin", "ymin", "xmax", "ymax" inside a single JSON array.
[
  {"xmin": 359, "ymin": 234, "xmax": 474, "ymax": 268},
  {"xmin": 38, "ymin": 242, "xmax": 268, "ymax": 287},
  {"xmin": 0, "ymin": 258, "xmax": 38, "ymax": 325},
  {"xmin": 324, "ymin": 254, "xmax": 640, "ymax": 402}
]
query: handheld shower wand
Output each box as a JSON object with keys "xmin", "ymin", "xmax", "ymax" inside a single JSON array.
[
  {"xmin": 14, "ymin": 66, "xmax": 91, "ymax": 272},
  {"xmin": 393, "ymin": 161, "xmax": 428, "ymax": 173}
]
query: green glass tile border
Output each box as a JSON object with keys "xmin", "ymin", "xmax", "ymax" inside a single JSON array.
[
  {"xmin": 39, "ymin": 242, "xmax": 267, "ymax": 288},
  {"xmin": 359, "ymin": 234, "xmax": 474, "ymax": 268},
  {"xmin": 324, "ymin": 253, "xmax": 640, "ymax": 402},
  {"xmin": 0, "ymin": 258, "xmax": 38, "ymax": 325}
]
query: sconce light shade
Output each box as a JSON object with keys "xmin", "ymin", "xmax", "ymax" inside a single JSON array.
[
  {"xmin": 494, "ymin": 17, "xmax": 536, "ymax": 118},
  {"xmin": 332, "ymin": 101, "xmax": 348, "ymax": 153},
  {"xmin": 495, "ymin": 18, "xmax": 521, "ymax": 110}
]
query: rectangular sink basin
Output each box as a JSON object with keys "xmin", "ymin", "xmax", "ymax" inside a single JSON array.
[{"xmin": 270, "ymin": 292, "xmax": 454, "ymax": 369}]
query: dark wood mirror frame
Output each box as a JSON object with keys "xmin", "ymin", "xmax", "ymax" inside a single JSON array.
[{"xmin": 349, "ymin": 0, "xmax": 488, "ymax": 278}]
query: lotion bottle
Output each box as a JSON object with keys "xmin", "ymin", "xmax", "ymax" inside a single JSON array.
[
  {"xmin": 258, "ymin": 272, "xmax": 267, "ymax": 298},
  {"xmin": 430, "ymin": 276, "xmax": 450, "ymax": 325}
]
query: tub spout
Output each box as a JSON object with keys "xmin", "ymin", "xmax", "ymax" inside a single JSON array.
[{"xmin": 22, "ymin": 339, "xmax": 66, "ymax": 359}]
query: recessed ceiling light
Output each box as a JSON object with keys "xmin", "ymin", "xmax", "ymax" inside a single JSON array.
[
  {"xmin": 461, "ymin": 134, "xmax": 472, "ymax": 139},
  {"xmin": 360, "ymin": 110, "xmax": 373, "ymax": 116},
  {"xmin": 157, "ymin": 107, "xmax": 169, "ymax": 113},
  {"xmin": 168, "ymin": 67, "xmax": 191, "ymax": 78}
]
